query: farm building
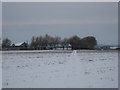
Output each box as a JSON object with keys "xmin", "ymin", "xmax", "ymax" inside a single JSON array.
[
  {"xmin": 46, "ymin": 44, "xmax": 72, "ymax": 50},
  {"xmin": 12, "ymin": 42, "xmax": 28, "ymax": 50}
]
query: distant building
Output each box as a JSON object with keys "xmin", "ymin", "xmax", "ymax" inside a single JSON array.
[
  {"xmin": 110, "ymin": 46, "xmax": 119, "ymax": 50},
  {"xmin": 11, "ymin": 42, "xmax": 28, "ymax": 50},
  {"xmin": 14, "ymin": 42, "xmax": 28, "ymax": 47},
  {"xmin": 95, "ymin": 45, "xmax": 119, "ymax": 50},
  {"xmin": 46, "ymin": 44, "xmax": 72, "ymax": 50}
]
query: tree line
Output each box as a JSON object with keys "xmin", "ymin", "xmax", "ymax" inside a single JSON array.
[{"xmin": 2, "ymin": 34, "xmax": 97, "ymax": 50}]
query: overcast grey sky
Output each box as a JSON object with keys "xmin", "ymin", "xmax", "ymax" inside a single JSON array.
[
  {"xmin": 0, "ymin": 2, "xmax": 2, "ymax": 42},
  {"xmin": 2, "ymin": 2, "xmax": 118, "ymax": 45}
]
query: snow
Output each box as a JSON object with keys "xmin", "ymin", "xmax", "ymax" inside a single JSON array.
[
  {"xmin": 2, "ymin": 50, "xmax": 118, "ymax": 88},
  {"xmin": 15, "ymin": 42, "xmax": 24, "ymax": 46},
  {"xmin": 0, "ymin": 51, "xmax": 2, "ymax": 89},
  {"xmin": 110, "ymin": 46, "xmax": 118, "ymax": 50}
]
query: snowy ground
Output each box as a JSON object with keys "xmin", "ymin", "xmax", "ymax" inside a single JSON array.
[
  {"xmin": 0, "ymin": 51, "xmax": 2, "ymax": 89},
  {"xmin": 2, "ymin": 50, "xmax": 118, "ymax": 88}
]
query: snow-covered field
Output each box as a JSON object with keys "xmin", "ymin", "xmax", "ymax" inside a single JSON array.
[
  {"xmin": 2, "ymin": 50, "xmax": 118, "ymax": 88},
  {"xmin": 0, "ymin": 51, "xmax": 2, "ymax": 89}
]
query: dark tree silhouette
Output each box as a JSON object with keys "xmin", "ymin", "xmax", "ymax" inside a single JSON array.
[
  {"xmin": 81, "ymin": 36, "xmax": 97, "ymax": 49},
  {"xmin": 30, "ymin": 35, "xmax": 61, "ymax": 50},
  {"xmin": 61, "ymin": 38, "xmax": 69, "ymax": 50},
  {"xmin": 2, "ymin": 38, "xmax": 11, "ymax": 48},
  {"xmin": 29, "ymin": 34, "xmax": 97, "ymax": 50},
  {"xmin": 52, "ymin": 36, "xmax": 61, "ymax": 49},
  {"xmin": 69, "ymin": 35, "xmax": 81, "ymax": 50}
]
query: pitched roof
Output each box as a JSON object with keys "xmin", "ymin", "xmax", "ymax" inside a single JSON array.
[{"xmin": 15, "ymin": 42, "xmax": 25, "ymax": 46}]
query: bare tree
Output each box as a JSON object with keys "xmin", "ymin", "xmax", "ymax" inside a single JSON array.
[
  {"xmin": 69, "ymin": 35, "xmax": 81, "ymax": 50},
  {"xmin": 30, "ymin": 34, "xmax": 97, "ymax": 50},
  {"xmin": 2, "ymin": 38, "xmax": 11, "ymax": 48},
  {"xmin": 61, "ymin": 38, "xmax": 69, "ymax": 50},
  {"xmin": 51, "ymin": 36, "xmax": 61, "ymax": 49}
]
